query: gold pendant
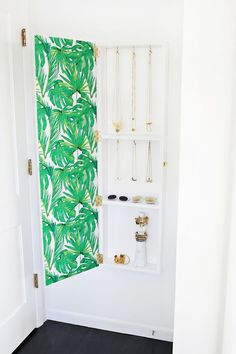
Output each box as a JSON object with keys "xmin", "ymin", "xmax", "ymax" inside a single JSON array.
[{"xmin": 113, "ymin": 121, "xmax": 122, "ymax": 133}]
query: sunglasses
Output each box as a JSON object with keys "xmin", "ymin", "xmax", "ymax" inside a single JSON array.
[
  {"xmin": 107, "ymin": 195, "xmax": 157, "ymax": 204},
  {"xmin": 108, "ymin": 195, "xmax": 129, "ymax": 202}
]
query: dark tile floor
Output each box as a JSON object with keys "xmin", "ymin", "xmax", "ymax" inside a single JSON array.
[{"xmin": 14, "ymin": 320, "xmax": 173, "ymax": 354}]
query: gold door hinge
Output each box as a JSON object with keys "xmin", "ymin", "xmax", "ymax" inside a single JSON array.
[
  {"xmin": 95, "ymin": 195, "xmax": 103, "ymax": 207},
  {"xmin": 94, "ymin": 130, "xmax": 100, "ymax": 142},
  {"xmin": 96, "ymin": 253, "xmax": 104, "ymax": 264},
  {"xmin": 28, "ymin": 159, "xmax": 32, "ymax": 175},
  {"xmin": 163, "ymin": 161, "xmax": 168, "ymax": 167},
  {"xmin": 34, "ymin": 274, "xmax": 39, "ymax": 288},
  {"xmin": 21, "ymin": 28, "xmax": 26, "ymax": 47},
  {"xmin": 93, "ymin": 45, "xmax": 100, "ymax": 61}
]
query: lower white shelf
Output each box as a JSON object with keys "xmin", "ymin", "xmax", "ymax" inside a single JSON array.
[{"xmin": 101, "ymin": 258, "xmax": 159, "ymax": 274}]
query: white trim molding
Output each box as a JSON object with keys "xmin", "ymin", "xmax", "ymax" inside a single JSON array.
[{"xmin": 47, "ymin": 309, "xmax": 173, "ymax": 342}]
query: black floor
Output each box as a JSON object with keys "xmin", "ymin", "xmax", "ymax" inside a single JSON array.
[{"xmin": 14, "ymin": 320, "xmax": 173, "ymax": 354}]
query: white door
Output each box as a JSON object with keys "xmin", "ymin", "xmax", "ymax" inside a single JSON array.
[{"xmin": 0, "ymin": 11, "xmax": 36, "ymax": 354}]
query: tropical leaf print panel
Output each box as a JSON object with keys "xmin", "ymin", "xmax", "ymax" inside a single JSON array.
[{"xmin": 35, "ymin": 35, "xmax": 99, "ymax": 285}]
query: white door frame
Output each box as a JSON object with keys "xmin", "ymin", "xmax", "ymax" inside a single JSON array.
[
  {"xmin": 0, "ymin": 4, "xmax": 43, "ymax": 351},
  {"xmin": 23, "ymin": 27, "xmax": 47, "ymax": 328}
]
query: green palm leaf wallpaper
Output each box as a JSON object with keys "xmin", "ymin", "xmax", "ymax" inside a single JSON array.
[{"xmin": 35, "ymin": 35, "xmax": 99, "ymax": 285}]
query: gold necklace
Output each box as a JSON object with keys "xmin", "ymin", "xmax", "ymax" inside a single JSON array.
[
  {"xmin": 113, "ymin": 47, "xmax": 122, "ymax": 133},
  {"xmin": 146, "ymin": 46, "xmax": 152, "ymax": 132},
  {"xmin": 131, "ymin": 140, "xmax": 137, "ymax": 181},
  {"xmin": 146, "ymin": 140, "xmax": 153, "ymax": 183},
  {"xmin": 116, "ymin": 139, "xmax": 121, "ymax": 180},
  {"xmin": 131, "ymin": 47, "xmax": 136, "ymax": 132}
]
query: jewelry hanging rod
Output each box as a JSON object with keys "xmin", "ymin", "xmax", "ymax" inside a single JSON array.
[{"xmin": 102, "ymin": 44, "xmax": 162, "ymax": 49}]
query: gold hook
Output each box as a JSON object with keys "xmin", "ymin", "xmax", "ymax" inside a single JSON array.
[{"xmin": 132, "ymin": 46, "xmax": 136, "ymax": 57}]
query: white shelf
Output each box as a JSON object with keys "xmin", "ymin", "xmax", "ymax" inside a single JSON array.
[
  {"xmin": 102, "ymin": 258, "xmax": 159, "ymax": 274},
  {"xmin": 103, "ymin": 199, "xmax": 159, "ymax": 210},
  {"xmin": 101, "ymin": 133, "xmax": 161, "ymax": 141}
]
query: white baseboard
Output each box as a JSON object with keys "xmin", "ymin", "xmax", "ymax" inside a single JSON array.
[{"xmin": 46, "ymin": 309, "xmax": 173, "ymax": 342}]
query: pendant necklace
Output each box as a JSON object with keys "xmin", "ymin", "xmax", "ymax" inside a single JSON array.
[
  {"xmin": 146, "ymin": 46, "xmax": 152, "ymax": 132},
  {"xmin": 131, "ymin": 140, "xmax": 137, "ymax": 181},
  {"xmin": 113, "ymin": 48, "xmax": 121, "ymax": 180},
  {"xmin": 146, "ymin": 140, "xmax": 153, "ymax": 183},
  {"xmin": 116, "ymin": 139, "xmax": 121, "ymax": 180},
  {"xmin": 113, "ymin": 47, "xmax": 122, "ymax": 133},
  {"xmin": 131, "ymin": 47, "xmax": 136, "ymax": 132}
]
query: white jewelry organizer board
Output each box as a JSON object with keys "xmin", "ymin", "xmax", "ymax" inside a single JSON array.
[{"xmin": 97, "ymin": 45, "xmax": 167, "ymax": 274}]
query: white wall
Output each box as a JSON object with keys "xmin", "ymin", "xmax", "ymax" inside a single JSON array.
[
  {"xmin": 28, "ymin": 0, "xmax": 183, "ymax": 340},
  {"xmin": 222, "ymin": 48, "xmax": 236, "ymax": 354},
  {"xmin": 222, "ymin": 156, "xmax": 236, "ymax": 354},
  {"xmin": 173, "ymin": 0, "xmax": 236, "ymax": 353}
]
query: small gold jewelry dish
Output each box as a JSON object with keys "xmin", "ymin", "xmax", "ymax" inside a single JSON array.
[
  {"xmin": 145, "ymin": 196, "xmax": 157, "ymax": 204},
  {"xmin": 132, "ymin": 195, "xmax": 142, "ymax": 203},
  {"xmin": 131, "ymin": 196, "xmax": 157, "ymax": 204},
  {"xmin": 114, "ymin": 254, "xmax": 130, "ymax": 265}
]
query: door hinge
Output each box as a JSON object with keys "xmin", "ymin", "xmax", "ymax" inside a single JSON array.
[
  {"xmin": 34, "ymin": 274, "xmax": 39, "ymax": 288},
  {"xmin": 21, "ymin": 28, "xmax": 26, "ymax": 47},
  {"xmin": 96, "ymin": 253, "xmax": 104, "ymax": 264},
  {"xmin": 28, "ymin": 159, "xmax": 32, "ymax": 175},
  {"xmin": 94, "ymin": 130, "xmax": 100, "ymax": 142},
  {"xmin": 95, "ymin": 195, "xmax": 103, "ymax": 207},
  {"xmin": 93, "ymin": 45, "xmax": 100, "ymax": 61},
  {"xmin": 163, "ymin": 161, "xmax": 168, "ymax": 167}
]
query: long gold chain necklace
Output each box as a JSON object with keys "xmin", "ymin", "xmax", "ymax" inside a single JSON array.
[
  {"xmin": 131, "ymin": 47, "xmax": 136, "ymax": 132},
  {"xmin": 113, "ymin": 47, "xmax": 122, "ymax": 180},
  {"xmin": 113, "ymin": 47, "xmax": 122, "ymax": 133},
  {"xmin": 116, "ymin": 139, "xmax": 121, "ymax": 180},
  {"xmin": 146, "ymin": 140, "xmax": 153, "ymax": 183},
  {"xmin": 146, "ymin": 46, "xmax": 152, "ymax": 132},
  {"xmin": 131, "ymin": 140, "xmax": 137, "ymax": 181}
]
